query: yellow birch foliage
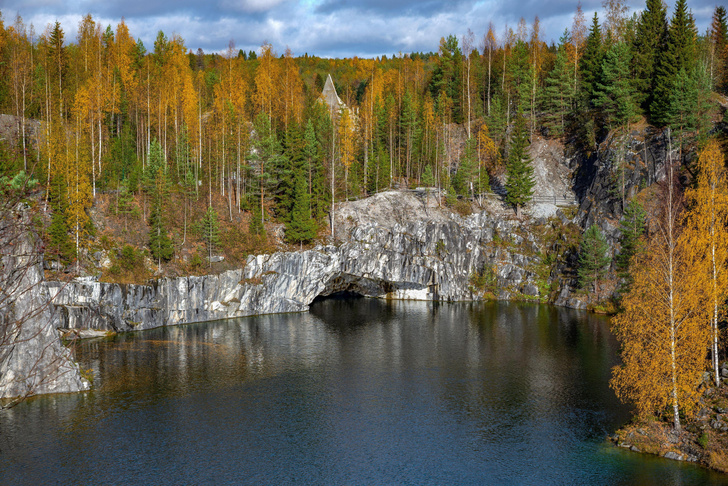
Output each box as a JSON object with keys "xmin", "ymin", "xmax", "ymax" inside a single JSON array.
[
  {"xmin": 281, "ymin": 47, "xmax": 304, "ymax": 127},
  {"xmin": 255, "ymin": 43, "xmax": 279, "ymax": 119},
  {"xmin": 477, "ymin": 124, "xmax": 500, "ymax": 176},
  {"xmin": 338, "ymin": 107, "xmax": 356, "ymax": 172},
  {"xmin": 611, "ymin": 173, "xmax": 710, "ymax": 427},
  {"xmin": 114, "ymin": 20, "xmax": 137, "ymax": 97},
  {"xmin": 67, "ymin": 87, "xmax": 93, "ymax": 250},
  {"xmin": 684, "ymin": 139, "xmax": 728, "ymax": 385}
]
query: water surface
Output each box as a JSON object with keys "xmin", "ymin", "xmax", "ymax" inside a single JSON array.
[{"xmin": 1, "ymin": 298, "xmax": 726, "ymax": 485}]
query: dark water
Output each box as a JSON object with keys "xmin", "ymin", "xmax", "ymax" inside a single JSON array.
[{"xmin": 1, "ymin": 299, "xmax": 727, "ymax": 485}]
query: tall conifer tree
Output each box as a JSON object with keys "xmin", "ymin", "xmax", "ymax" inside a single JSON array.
[
  {"xmin": 505, "ymin": 110, "xmax": 535, "ymax": 217},
  {"xmin": 631, "ymin": 0, "xmax": 668, "ymax": 110},
  {"xmin": 650, "ymin": 0, "xmax": 698, "ymax": 126}
]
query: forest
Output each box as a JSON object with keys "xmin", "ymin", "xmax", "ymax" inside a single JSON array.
[
  {"xmin": 1, "ymin": 0, "xmax": 728, "ymax": 444},
  {"xmin": 0, "ymin": 0, "xmax": 724, "ymax": 273}
]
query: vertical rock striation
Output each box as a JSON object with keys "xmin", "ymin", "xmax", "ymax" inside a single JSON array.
[{"xmin": 0, "ymin": 207, "xmax": 89, "ymax": 400}]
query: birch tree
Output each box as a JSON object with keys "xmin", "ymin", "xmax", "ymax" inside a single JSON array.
[{"xmin": 684, "ymin": 139, "xmax": 728, "ymax": 387}]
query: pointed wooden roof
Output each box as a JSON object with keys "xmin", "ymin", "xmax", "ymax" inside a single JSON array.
[{"xmin": 321, "ymin": 74, "xmax": 342, "ymax": 113}]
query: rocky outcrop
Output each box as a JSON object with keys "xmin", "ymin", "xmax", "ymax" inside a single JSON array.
[
  {"xmin": 0, "ymin": 205, "xmax": 89, "ymax": 400},
  {"xmin": 574, "ymin": 126, "xmax": 676, "ymax": 241},
  {"xmin": 50, "ymin": 207, "xmax": 550, "ymax": 332}
]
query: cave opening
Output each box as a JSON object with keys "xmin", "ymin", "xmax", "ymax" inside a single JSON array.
[{"xmin": 310, "ymin": 291, "xmax": 366, "ymax": 304}]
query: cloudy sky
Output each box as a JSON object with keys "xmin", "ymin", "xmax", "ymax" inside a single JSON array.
[{"xmin": 1, "ymin": 0, "xmax": 719, "ymax": 58}]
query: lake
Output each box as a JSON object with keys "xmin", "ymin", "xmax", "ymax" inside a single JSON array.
[{"xmin": 1, "ymin": 297, "xmax": 726, "ymax": 485}]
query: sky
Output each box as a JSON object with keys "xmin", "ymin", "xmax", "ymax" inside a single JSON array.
[{"xmin": 0, "ymin": 0, "xmax": 720, "ymax": 58}]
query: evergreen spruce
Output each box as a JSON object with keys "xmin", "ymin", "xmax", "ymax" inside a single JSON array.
[
  {"xmin": 148, "ymin": 167, "xmax": 173, "ymax": 270},
  {"xmin": 580, "ymin": 14, "xmax": 604, "ymax": 102},
  {"xmin": 454, "ymin": 138, "xmax": 477, "ymax": 197},
  {"xmin": 711, "ymin": 6, "xmax": 728, "ymax": 91},
  {"xmin": 48, "ymin": 208, "xmax": 74, "ymax": 265},
  {"xmin": 200, "ymin": 206, "xmax": 221, "ymax": 267},
  {"xmin": 616, "ymin": 198, "xmax": 646, "ymax": 281},
  {"xmin": 421, "ymin": 165, "xmax": 435, "ymax": 187},
  {"xmin": 670, "ymin": 64, "xmax": 713, "ymax": 149},
  {"xmin": 650, "ymin": 0, "xmax": 698, "ymax": 126},
  {"xmin": 285, "ymin": 173, "xmax": 317, "ymax": 245},
  {"xmin": 116, "ymin": 183, "xmax": 135, "ymax": 231},
  {"xmin": 541, "ymin": 33, "xmax": 573, "ymax": 137},
  {"xmin": 249, "ymin": 204, "xmax": 265, "ymax": 237},
  {"xmin": 578, "ymin": 224, "xmax": 611, "ymax": 298},
  {"xmin": 631, "ymin": 0, "xmax": 668, "ymax": 110},
  {"xmin": 594, "ymin": 42, "xmax": 638, "ymax": 129},
  {"xmin": 505, "ymin": 110, "xmax": 535, "ymax": 217},
  {"xmin": 148, "ymin": 201, "xmax": 173, "ymax": 267}
]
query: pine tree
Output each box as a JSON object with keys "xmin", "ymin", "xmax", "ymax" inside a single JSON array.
[
  {"xmin": 650, "ymin": 0, "xmax": 698, "ymax": 126},
  {"xmin": 148, "ymin": 201, "xmax": 173, "ymax": 268},
  {"xmin": 594, "ymin": 42, "xmax": 638, "ymax": 129},
  {"xmin": 48, "ymin": 206, "xmax": 75, "ymax": 266},
  {"xmin": 631, "ymin": 0, "xmax": 668, "ymax": 110},
  {"xmin": 616, "ymin": 198, "xmax": 646, "ymax": 280},
  {"xmin": 574, "ymin": 13, "xmax": 603, "ymax": 149},
  {"xmin": 421, "ymin": 165, "xmax": 435, "ymax": 187},
  {"xmin": 454, "ymin": 138, "xmax": 477, "ymax": 197},
  {"xmin": 505, "ymin": 110, "xmax": 535, "ymax": 217},
  {"xmin": 116, "ymin": 183, "xmax": 135, "ymax": 231},
  {"xmin": 578, "ymin": 224, "xmax": 611, "ymax": 298},
  {"xmin": 249, "ymin": 204, "xmax": 265, "ymax": 237},
  {"xmin": 541, "ymin": 33, "xmax": 573, "ymax": 137},
  {"xmin": 148, "ymin": 167, "xmax": 172, "ymax": 270},
  {"xmin": 669, "ymin": 63, "xmax": 713, "ymax": 149},
  {"xmin": 710, "ymin": 6, "xmax": 728, "ymax": 92},
  {"xmin": 579, "ymin": 13, "xmax": 604, "ymax": 102},
  {"xmin": 286, "ymin": 173, "xmax": 317, "ymax": 245},
  {"xmin": 200, "ymin": 206, "xmax": 221, "ymax": 267}
]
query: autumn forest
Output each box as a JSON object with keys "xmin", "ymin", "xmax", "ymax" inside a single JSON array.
[{"xmin": 2, "ymin": 0, "xmax": 728, "ymax": 439}]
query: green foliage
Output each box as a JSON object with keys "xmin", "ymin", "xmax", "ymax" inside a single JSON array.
[
  {"xmin": 421, "ymin": 165, "xmax": 435, "ymax": 187},
  {"xmin": 429, "ymin": 34, "xmax": 463, "ymax": 123},
  {"xmin": 580, "ymin": 13, "xmax": 604, "ymax": 102},
  {"xmin": 594, "ymin": 42, "xmax": 638, "ymax": 128},
  {"xmin": 251, "ymin": 112, "xmax": 287, "ymax": 220},
  {"xmin": 0, "ymin": 171, "xmax": 38, "ymax": 195},
  {"xmin": 541, "ymin": 35, "xmax": 573, "ymax": 137},
  {"xmin": 107, "ymin": 244, "xmax": 148, "ymax": 282},
  {"xmin": 650, "ymin": 0, "xmax": 699, "ymax": 126},
  {"xmin": 148, "ymin": 202, "xmax": 173, "ymax": 264},
  {"xmin": 669, "ymin": 64, "xmax": 714, "ymax": 146},
  {"xmin": 47, "ymin": 209, "xmax": 75, "ymax": 265},
  {"xmin": 578, "ymin": 224, "xmax": 611, "ymax": 296},
  {"xmin": 631, "ymin": 0, "xmax": 668, "ymax": 110},
  {"xmin": 470, "ymin": 263, "xmax": 498, "ymax": 296},
  {"xmin": 453, "ymin": 138, "xmax": 477, "ymax": 196},
  {"xmin": 505, "ymin": 110, "xmax": 535, "ymax": 215},
  {"xmin": 116, "ymin": 184, "xmax": 135, "ymax": 223},
  {"xmin": 286, "ymin": 173, "xmax": 317, "ymax": 244},
  {"xmin": 199, "ymin": 206, "xmax": 221, "ymax": 265},
  {"xmin": 699, "ymin": 432, "xmax": 709, "ymax": 449},
  {"xmin": 249, "ymin": 204, "xmax": 266, "ymax": 237},
  {"xmin": 445, "ymin": 183, "xmax": 457, "ymax": 207},
  {"xmin": 616, "ymin": 199, "xmax": 647, "ymax": 281}
]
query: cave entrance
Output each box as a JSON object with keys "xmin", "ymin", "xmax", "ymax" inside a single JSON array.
[{"xmin": 310, "ymin": 291, "xmax": 365, "ymax": 304}]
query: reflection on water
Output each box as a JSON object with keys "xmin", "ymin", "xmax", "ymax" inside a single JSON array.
[{"xmin": 0, "ymin": 299, "xmax": 726, "ymax": 485}]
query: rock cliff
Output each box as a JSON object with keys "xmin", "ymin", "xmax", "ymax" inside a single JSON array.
[
  {"xmin": 0, "ymin": 206, "xmax": 89, "ymax": 400},
  {"xmin": 50, "ymin": 201, "xmax": 553, "ymax": 332}
]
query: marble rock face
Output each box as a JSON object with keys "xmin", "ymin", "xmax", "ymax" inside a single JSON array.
[
  {"xmin": 50, "ymin": 211, "xmax": 544, "ymax": 333},
  {"xmin": 0, "ymin": 208, "xmax": 89, "ymax": 400}
]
